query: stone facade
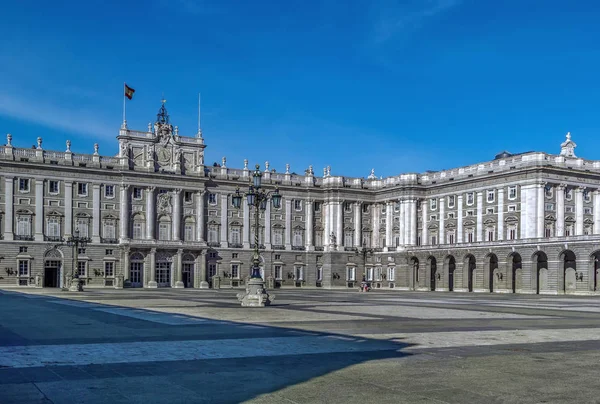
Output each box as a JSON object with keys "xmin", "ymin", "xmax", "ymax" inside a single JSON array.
[{"xmin": 1, "ymin": 104, "xmax": 599, "ymax": 295}]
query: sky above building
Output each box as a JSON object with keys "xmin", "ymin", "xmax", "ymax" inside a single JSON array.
[{"xmin": 1, "ymin": 0, "xmax": 599, "ymax": 178}]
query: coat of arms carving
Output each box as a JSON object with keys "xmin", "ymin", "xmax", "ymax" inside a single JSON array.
[{"xmin": 157, "ymin": 193, "xmax": 172, "ymax": 214}]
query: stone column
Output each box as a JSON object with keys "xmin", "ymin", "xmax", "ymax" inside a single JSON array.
[
  {"xmin": 439, "ymin": 197, "xmax": 445, "ymax": 244},
  {"xmin": 525, "ymin": 184, "xmax": 537, "ymax": 239},
  {"xmin": 3, "ymin": 177, "xmax": 13, "ymax": 241},
  {"xmin": 575, "ymin": 186, "xmax": 584, "ymax": 236},
  {"xmin": 537, "ymin": 182, "xmax": 545, "ymax": 238},
  {"xmin": 243, "ymin": 199, "xmax": 250, "ymax": 248},
  {"xmin": 336, "ymin": 200, "xmax": 343, "ymax": 248},
  {"xmin": 497, "ymin": 188, "xmax": 504, "ymax": 241},
  {"xmin": 173, "ymin": 189, "xmax": 182, "ymax": 241},
  {"xmin": 323, "ymin": 202, "xmax": 330, "ymax": 248},
  {"xmin": 421, "ymin": 200, "xmax": 428, "ymax": 245},
  {"xmin": 457, "ymin": 195, "xmax": 463, "ymax": 243},
  {"xmin": 148, "ymin": 248, "xmax": 157, "ymax": 288},
  {"xmin": 35, "ymin": 179, "xmax": 44, "ymax": 241},
  {"xmin": 372, "ymin": 203, "xmax": 380, "ymax": 248},
  {"xmin": 265, "ymin": 200, "xmax": 272, "ymax": 249},
  {"xmin": 197, "ymin": 250, "xmax": 209, "ymax": 288},
  {"xmin": 594, "ymin": 190, "xmax": 600, "ymax": 235},
  {"xmin": 354, "ymin": 202, "xmax": 361, "ymax": 247},
  {"xmin": 175, "ymin": 248, "xmax": 184, "ymax": 288},
  {"xmin": 65, "ymin": 181, "xmax": 73, "ymax": 237},
  {"xmin": 92, "ymin": 184, "xmax": 101, "ymax": 243},
  {"xmin": 196, "ymin": 190, "xmax": 205, "ymax": 242},
  {"xmin": 220, "ymin": 194, "xmax": 228, "ymax": 247},
  {"xmin": 285, "ymin": 198, "xmax": 292, "ymax": 249},
  {"xmin": 520, "ymin": 185, "xmax": 528, "ymax": 239},
  {"xmin": 122, "ymin": 248, "xmax": 130, "ymax": 281},
  {"xmin": 398, "ymin": 199, "xmax": 405, "ymax": 246},
  {"xmin": 476, "ymin": 192, "xmax": 483, "ymax": 242},
  {"xmin": 146, "ymin": 186, "xmax": 155, "ymax": 240},
  {"xmin": 556, "ymin": 184, "xmax": 566, "ymax": 237},
  {"xmin": 119, "ymin": 184, "xmax": 129, "ymax": 241},
  {"xmin": 410, "ymin": 199, "xmax": 417, "ymax": 245},
  {"xmin": 385, "ymin": 201, "xmax": 393, "ymax": 250},
  {"xmin": 306, "ymin": 199, "xmax": 314, "ymax": 250}
]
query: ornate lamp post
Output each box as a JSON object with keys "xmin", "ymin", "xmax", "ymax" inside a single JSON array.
[
  {"xmin": 66, "ymin": 229, "xmax": 88, "ymax": 292},
  {"xmin": 357, "ymin": 242, "xmax": 374, "ymax": 291},
  {"xmin": 232, "ymin": 164, "xmax": 281, "ymax": 307}
]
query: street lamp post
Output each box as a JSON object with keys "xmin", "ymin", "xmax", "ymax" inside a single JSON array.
[
  {"xmin": 66, "ymin": 229, "xmax": 88, "ymax": 292},
  {"xmin": 357, "ymin": 242, "xmax": 374, "ymax": 291},
  {"xmin": 232, "ymin": 164, "xmax": 281, "ymax": 307}
]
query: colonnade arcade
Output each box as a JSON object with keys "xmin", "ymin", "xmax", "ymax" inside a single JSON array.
[{"xmin": 408, "ymin": 247, "xmax": 600, "ymax": 294}]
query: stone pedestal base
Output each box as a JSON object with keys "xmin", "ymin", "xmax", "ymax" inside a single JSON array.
[
  {"xmin": 174, "ymin": 281, "xmax": 185, "ymax": 288},
  {"xmin": 199, "ymin": 281, "xmax": 210, "ymax": 289},
  {"xmin": 147, "ymin": 281, "xmax": 158, "ymax": 288},
  {"xmin": 69, "ymin": 278, "xmax": 83, "ymax": 292},
  {"xmin": 237, "ymin": 278, "xmax": 275, "ymax": 307}
]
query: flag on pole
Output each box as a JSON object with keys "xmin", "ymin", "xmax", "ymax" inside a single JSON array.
[{"xmin": 124, "ymin": 84, "xmax": 135, "ymax": 100}]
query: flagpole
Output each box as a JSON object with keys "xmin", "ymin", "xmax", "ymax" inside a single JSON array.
[
  {"xmin": 198, "ymin": 92, "xmax": 201, "ymax": 131},
  {"xmin": 122, "ymin": 82, "xmax": 126, "ymax": 125}
]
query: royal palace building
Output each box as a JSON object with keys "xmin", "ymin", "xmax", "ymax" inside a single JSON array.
[{"xmin": 1, "ymin": 102, "xmax": 600, "ymax": 295}]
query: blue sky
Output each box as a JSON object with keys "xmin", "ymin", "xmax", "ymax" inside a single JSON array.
[{"xmin": 1, "ymin": 0, "xmax": 599, "ymax": 178}]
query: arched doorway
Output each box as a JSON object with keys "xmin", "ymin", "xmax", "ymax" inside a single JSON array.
[
  {"xmin": 466, "ymin": 255, "xmax": 476, "ymax": 292},
  {"xmin": 510, "ymin": 253, "xmax": 522, "ymax": 293},
  {"xmin": 182, "ymin": 253, "xmax": 195, "ymax": 288},
  {"xmin": 488, "ymin": 254, "xmax": 498, "ymax": 293},
  {"xmin": 155, "ymin": 252, "xmax": 173, "ymax": 287},
  {"xmin": 429, "ymin": 256, "xmax": 437, "ymax": 291},
  {"xmin": 534, "ymin": 251, "xmax": 548, "ymax": 294},
  {"xmin": 129, "ymin": 252, "xmax": 144, "ymax": 288},
  {"xmin": 562, "ymin": 250, "xmax": 577, "ymax": 294},
  {"xmin": 446, "ymin": 255, "xmax": 456, "ymax": 292},
  {"xmin": 44, "ymin": 248, "xmax": 63, "ymax": 288},
  {"xmin": 410, "ymin": 257, "xmax": 419, "ymax": 289}
]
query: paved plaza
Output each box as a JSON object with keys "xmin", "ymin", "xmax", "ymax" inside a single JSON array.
[{"xmin": 2, "ymin": 289, "xmax": 600, "ymax": 403}]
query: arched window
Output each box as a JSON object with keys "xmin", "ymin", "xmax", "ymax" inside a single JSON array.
[
  {"xmin": 132, "ymin": 214, "xmax": 145, "ymax": 239},
  {"xmin": 184, "ymin": 217, "xmax": 195, "ymax": 241},
  {"xmin": 158, "ymin": 216, "xmax": 171, "ymax": 241}
]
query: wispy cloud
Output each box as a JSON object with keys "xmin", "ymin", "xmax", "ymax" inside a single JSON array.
[
  {"xmin": 0, "ymin": 92, "xmax": 114, "ymax": 141},
  {"xmin": 371, "ymin": 0, "xmax": 462, "ymax": 44}
]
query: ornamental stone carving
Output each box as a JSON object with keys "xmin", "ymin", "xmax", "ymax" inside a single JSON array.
[{"xmin": 157, "ymin": 193, "xmax": 172, "ymax": 214}]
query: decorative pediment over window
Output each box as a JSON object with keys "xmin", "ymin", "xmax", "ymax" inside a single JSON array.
[
  {"xmin": 361, "ymin": 227, "xmax": 371, "ymax": 232},
  {"xmin": 207, "ymin": 220, "xmax": 220, "ymax": 226},
  {"xmin": 47, "ymin": 210, "xmax": 63, "ymax": 217},
  {"xmin": 44, "ymin": 248, "xmax": 62, "ymax": 259},
  {"xmin": 427, "ymin": 223, "xmax": 439, "ymax": 230},
  {"xmin": 565, "ymin": 216, "xmax": 576, "ymax": 223},
  {"xmin": 505, "ymin": 215, "xmax": 519, "ymax": 224},
  {"xmin": 293, "ymin": 224, "xmax": 305, "ymax": 230},
  {"xmin": 273, "ymin": 223, "xmax": 284, "ymax": 229},
  {"xmin": 229, "ymin": 221, "xmax": 242, "ymax": 227},
  {"xmin": 156, "ymin": 251, "xmax": 173, "ymax": 262},
  {"xmin": 545, "ymin": 214, "xmax": 556, "ymax": 222},
  {"xmin": 16, "ymin": 209, "xmax": 33, "ymax": 215},
  {"xmin": 130, "ymin": 252, "xmax": 145, "ymax": 260},
  {"xmin": 483, "ymin": 218, "xmax": 496, "ymax": 225},
  {"xmin": 314, "ymin": 225, "xmax": 324, "ymax": 232},
  {"xmin": 75, "ymin": 212, "xmax": 92, "ymax": 218},
  {"xmin": 463, "ymin": 220, "xmax": 476, "ymax": 227},
  {"xmin": 584, "ymin": 218, "xmax": 594, "ymax": 225},
  {"xmin": 392, "ymin": 225, "xmax": 399, "ymax": 231},
  {"xmin": 445, "ymin": 222, "xmax": 456, "ymax": 229},
  {"xmin": 182, "ymin": 253, "xmax": 195, "ymax": 262}
]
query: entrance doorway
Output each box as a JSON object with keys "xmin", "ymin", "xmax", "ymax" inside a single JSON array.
[
  {"xmin": 489, "ymin": 254, "xmax": 498, "ymax": 293},
  {"xmin": 156, "ymin": 262, "xmax": 171, "ymax": 287},
  {"xmin": 448, "ymin": 256, "xmax": 455, "ymax": 292},
  {"xmin": 467, "ymin": 255, "xmax": 476, "ymax": 292},
  {"xmin": 429, "ymin": 257, "xmax": 437, "ymax": 291},
  {"xmin": 511, "ymin": 254, "xmax": 521, "ymax": 293},
  {"xmin": 44, "ymin": 260, "xmax": 61, "ymax": 287}
]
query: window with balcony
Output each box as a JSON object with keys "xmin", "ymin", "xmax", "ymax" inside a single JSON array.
[
  {"xmin": 105, "ymin": 185, "xmax": 115, "ymax": 198},
  {"xmin": 16, "ymin": 215, "xmax": 32, "ymax": 239},
  {"xmin": 293, "ymin": 230, "xmax": 303, "ymax": 247},
  {"xmin": 346, "ymin": 266, "xmax": 356, "ymax": 281},
  {"xmin": 208, "ymin": 193, "xmax": 217, "ymax": 205},
  {"xmin": 158, "ymin": 219, "xmax": 171, "ymax": 241},
  {"xmin": 230, "ymin": 227, "xmax": 241, "ymax": 245},
  {"xmin": 76, "ymin": 218, "xmax": 89, "ymax": 238},
  {"xmin": 47, "ymin": 217, "xmax": 61, "ymax": 240},
  {"xmin": 184, "ymin": 222, "xmax": 194, "ymax": 241},
  {"xmin": 104, "ymin": 262, "xmax": 114, "ymax": 277},
  {"xmin": 430, "ymin": 199, "xmax": 437, "ymax": 210},
  {"xmin": 466, "ymin": 192, "xmax": 474, "ymax": 205},
  {"xmin": 18, "ymin": 260, "xmax": 29, "ymax": 276},
  {"xmin": 448, "ymin": 195, "xmax": 455, "ymax": 208}
]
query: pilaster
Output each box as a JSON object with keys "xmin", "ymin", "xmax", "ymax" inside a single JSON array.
[
  {"xmin": 220, "ymin": 193, "xmax": 228, "ymax": 247},
  {"xmin": 173, "ymin": 188, "xmax": 182, "ymax": 241},
  {"xmin": 285, "ymin": 198, "xmax": 292, "ymax": 250},
  {"xmin": 575, "ymin": 186, "xmax": 584, "ymax": 236},
  {"xmin": 476, "ymin": 192, "xmax": 483, "ymax": 242},
  {"xmin": 92, "ymin": 184, "xmax": 101, "ymax": 243},
  {"xmin": 175, "ymin": 249, "xmax": 184, "ymax": 288},
  {"xmin": 457, "ymin": 195, "xmax": 463, "ymax": 243},
  {"xmin": 146, "ymin": 186, "xmax": 155, "ymax": 240},
  {"xmin": 3, "ymin": 177, "xmax": 13, "ymax": 241},
  {"xmin": 497, "ymin": 188, "xmax": 504, "ymax": 241},
  {"xmin": 148, "ymin": 248, "xmax": 157, "ymax": 288},
  {"xmin": 35, "ymin": 179, "xmax": 44, "ymax": 241},
  {"xmin": 439, "ymin": 197, "xmax": 445, "ymax": 244},
  {"xmin": 421, "ymin": 200, "xmax": 428, "ymax": 245},
  {"xmin": 556, "ymin": 184, "xmax": 566, "ymax": 237},
  {"xmin": 119, "ymin": 184, "xmax": 128, "ymax": 241},
  {"xmin": 65, "ymin": 181, "xmax": 73, "ymax": 238}
]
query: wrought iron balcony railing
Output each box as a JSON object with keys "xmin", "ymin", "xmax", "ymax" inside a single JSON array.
[
  {"xmin": 101, "ymin": 238, "xmax": 119, "ymax": 244},
  {"xmin": 15, "ymin": 235, "xmax": 34, "ymax": 241}
]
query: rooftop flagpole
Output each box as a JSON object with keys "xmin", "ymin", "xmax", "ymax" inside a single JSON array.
[{"xmin": 122, "ymin": 82, "xmax": 127, "ymax": 125}]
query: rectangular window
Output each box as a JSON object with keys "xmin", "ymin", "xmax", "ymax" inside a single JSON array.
[
  {"xmin": 208, "ymin": 193, "xmax": 217, "ymax": 204},
  {"xmin": 362, "ymin": 204, "xmax": 369, "ymax": 213},
  {"xmin": 374, "ymin": 267, "xmax": 382, "ymax": 281},
  {"xmin": 294, "ymin": 266, "xmax": 304, "ymax": 281},
  {"xmin": 429, "ymin": 215, "xmax": 437, "ymax": 221},
  {"xmin": 76, "ymin": 219, "xmax": 89, "ymax": 238},
  {"xmin": 447, "ymin": 212, "xmax": 455, "ymax": 219},
  {"xmin": 273, "ymin": 229, "xmax": 283, "ymax": 246},
  {"xmin": 293, "ymin": 230, "xmax": 303, "ymax": 247},
  {"xmin": 466, "ymin": 192, "xmax": 474, "ymax": 205},
  {"xmin": 346, "ymin": 267, "xmax": 356, "ymax": 281},
  {"xmin": 208, "ymin": 226, "xmax": 218, "ymax": 243},
  {"xmin": 230, "ymin": 227, "xmax": 241, "ymax": 244},
  {"xmin": 566, "ymin": 206, "xmax": 574, "ymax": 213},
  {"xmin": 133, "ymin": 222, "xmax": 143, "ymax": 239},
  {"xmin": 184, "ymin": 223, "xmax": 194, "ymax": 241},
  {"xmin": 448, "ymin": 233, "xmax": 455, "ymax": 244},
  {"xmin": 77, "ymin": 183, "xmax": 87, "ymax": 196},
  {"xmin": 19, "ymin": 247, "xmax": 28, "ymax": 253},
  {"xmin": 430, "ymin": 235, "xmax": 437, "ymax": 245},
  {"xmin": 508, "ymin": 186, "xmax": 517, "ymax": 200},
  {"xmin": 184, "ymin": 191, "xmax": 193, "ymax": 203},
  {"xmin": 467, "ymin": 231, "xmax": 474, "ymax": 243},
  {"xmin": 546, "ymin": 203, "xmax": 555, "ymax": 211},
  {"xmin": 509, "ymin": 228, "xmax": 516, "ymax": 240},
  {"xmin": 366, "ymin": 267, "xmax": 374, "ymax": 281},
  {"xmin": 105, "ymin": 249, "xmax": 113, "ymax": 255},
  {"xmin": 387, "ymin": 267, "xmax": 395, "ymax": 281},
  {"xmin": 316, "ymin": 266, "xmax": 323, "ymax": 281},
  {"xmin": 487, "ymin": 190, "xmax": 495, "ymax": 203},
  {"xmin": 78, "ymin": 248, "xmax": 86, "ymax": 255},
  {"xmin": 18, "ymin": 260, "xmax": 29, "ymax": 276},
  {"xmin": 17, "ymin": 216, "xmax": 31, "ymax": 236},
  {"xmin": 208, "ymin": 263, "xmax": 217, "ymax": 278},
  {"xmin": 488, "ymin": 230, "xmax": 494, "ymax": 241},
  {"xmin": 486, "ymin": 208, "xmax": 494, "ymax": 214},
  {"xmin": 508, "ymin": 205, "xmax": 517, "ymax": 212},
  {"xmin": 466, "ymin": 210, "xmax": 474, "ymax": 217},
  {"xmin": 19, "ymin": 178, "xmax": 30, "ymax": 192},
  {"xmin": 77, "ymin": 261, "xmax": 87, "ymax": 277},
  {"xmin": 344, "ymin": 232, "xmax": 353, "ymax": 247},
  {"xmin": 274, "ymin": 265, "xmax": 282, "ymax": 280},
  {"xmin": 545, "ymin": 227, "xmax": 552, "ymax": 238},
  {"xmin": 274, "ymin": 254, "xmax": 281, "ymax": 260},
  {"xmin": 294, "ymin": 200, "xmax": 302, "ymax": 211},
  {"xmin": 49, "ymin": 180, "xmax": 59, "ymax": 194},
  {"xmin": 314, "ymin": 201, "xmax": 321, "ymax": 212},
  {"xmin": 448, "ymin": 195, "xmax": 455, "ymax": 208},
  {"xmin": 566, "ymin": 226, "xmax": 572, "ymax": 237},
  {"xmin": 133, "ymin": 188, "xmax": 142, "ymax": 199},
  {"xmin": 584, "ymin": 207, "xmax": 592, "ymax": 214},
  {"xmin": 231, "ymin": 264, "xmax": 239, "ymax": 279},
  {"xmin": 158, "ymin": 223, "xmax": 170, "ymax": 241},
  {"xmin": 105, "ymin": 185, "xmax": 115, "ymax": 198},
  {"xmin": 47, "ymin": 217, "xmax": 60, "ymax": 237},
  {"xmin": 430, "ymin": 199, "xmax": 437, "ymax": 210},
  {"xmin": 104, "ymin": 262, "xmax": 114, "ymax": 277}
]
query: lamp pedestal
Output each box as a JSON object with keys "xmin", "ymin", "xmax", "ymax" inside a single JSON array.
[
  {"xmin": 69, "ymin": 277, "xmax": 83, "ymax": 292},
  {"xmin": 237, "ymin": 277, "xmax": 274, "ymax": 307}
]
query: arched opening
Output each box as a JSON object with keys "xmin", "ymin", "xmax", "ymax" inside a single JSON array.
[
  {"xmin": 129, "ymin": 252, "xmax": 145, "ymax": 288},
  {"xmin": 155, "ymin": 251, "xmax": 173, "ymax": 287},
  {"xmin": 510, "ymin": 253, "xmax": 522, "ymax": 293},
  {"xmin": 562, "ymin": 250, "xmax": 577, "ymax": 294},
  {"xmin": 488, "ymin": 254, "xmax": 498, "ymax": 293},
  {"xmin": 446, "ymin": 255, "xmax": 456, "ymax": 292},
  {"xmin": 465, "ymin": 255, "xmax": 476, "ymax": 292},
  {"xmin": 43, "ymin": 248, "xmax": 63, "ymax": 288},
  {"xmin": 592, "ymin": 251, "xmax": 600, "ymax": 292},
  {"xmin": 429, "ymin": 256, "xmax": 437, "ymax": 291},
  {"xmin": 410, "ymin": 257, "xmax": 419, "ymax": 289},
  {"xmin": 534, "ymin": 251, "xmax": 548, "ymax": 294},
  {"xmin": 182, "ymin": 253, "xmax": 195, "ymax": 288}
]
